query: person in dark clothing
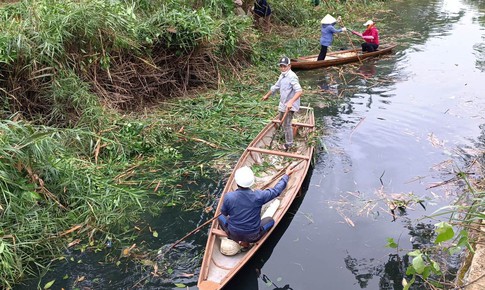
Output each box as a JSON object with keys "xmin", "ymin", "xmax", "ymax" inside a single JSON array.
[
  {"xmin": 218, "ymin": 166, "xmax": 295, "ymax": 248},
  {"xmin": 253, "ymin": 0, "xmax": 272, "ymax": 31}
]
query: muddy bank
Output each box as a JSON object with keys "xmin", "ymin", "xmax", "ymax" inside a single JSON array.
[{"xmin": 463, "ymin": 217, "xmax": 485, "ymax": 289}]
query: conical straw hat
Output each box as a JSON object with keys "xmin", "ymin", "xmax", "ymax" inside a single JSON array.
[{"xmin": 321, "ymin": 14, "xmax": 337, "ymax": 24}]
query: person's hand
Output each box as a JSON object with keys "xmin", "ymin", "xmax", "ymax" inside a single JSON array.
[
  {"xmin": 341, "ymin": 27, "xmax": 347, "ymax": 32},
  {"xmin": 285, "ymin": 166, "xmax": 296, "ymax": 176},
  {"xmin": 262, "ymin": 94, "xmax": 269, "ymax": 101},
  {"xmin": 286, "ymin": 101, "xmax": 293, "ymax": 109}
]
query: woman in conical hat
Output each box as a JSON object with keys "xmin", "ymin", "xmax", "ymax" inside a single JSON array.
[
  {"xmin": 318, "ymin": 14, "xmax": 346, "ymax": 61},
  {"xmin": 350, "ymin": 19, "xmax": 379, "ymax": 52}
]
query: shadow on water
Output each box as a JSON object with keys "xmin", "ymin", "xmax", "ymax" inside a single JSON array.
[{"xmin": 224, "ymin": 166, "xmax": 314, "ymax": 290}]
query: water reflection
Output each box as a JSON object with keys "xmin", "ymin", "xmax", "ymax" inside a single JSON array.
[
  {"xmin": 356, "ymin": 63, "xmax": 377, "ymax": 79},
  {"xmin": 342, "ymin": 217, "xmax": 465, "ymax": 290},
  {"xmin": 343, "ymin": 221, "xmax": 435, "ymax": 289}
]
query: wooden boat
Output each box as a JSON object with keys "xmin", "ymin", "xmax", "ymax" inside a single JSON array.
[
  {"xmin": 290, "ymin": 43, "xmax": 397, "ymax": 70},
  {"xmin": 197, "ymin": 106, "xmax": 315, "ymax": 290}
]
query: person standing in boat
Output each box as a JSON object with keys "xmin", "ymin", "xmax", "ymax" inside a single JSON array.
[
  {"xmin": 262, "ymin": 56, "xmax": 303, "ymax": 151},
  {"xmin": 218, "ymin": 166, "xmax": 295, "ymax": 249},
  {"xmin": 318, "ymin": 14, "xmax": 346, "ymax": 61},
  {"xmin": 350, "ymin": 20, "xmax": 379, "ymax": 52}
]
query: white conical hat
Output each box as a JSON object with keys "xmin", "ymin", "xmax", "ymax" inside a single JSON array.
[
  {"xmin": 321, "ymin": 14, "xmax": 337, "ymax": 24},
  {"xmin": 363, "ymin": 20, "xmax": 374, "ymax": 26}
]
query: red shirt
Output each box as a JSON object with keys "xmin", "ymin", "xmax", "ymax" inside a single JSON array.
[{"xmin": 362, "ymin": 26, "xmax": 379, "ymax": 45}]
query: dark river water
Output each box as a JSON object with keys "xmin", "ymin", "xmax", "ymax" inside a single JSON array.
[{"xmin": 15, "ymin": 0, "xmax": 485, "ymax": 289}]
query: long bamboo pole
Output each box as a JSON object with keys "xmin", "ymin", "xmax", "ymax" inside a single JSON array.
[
  {"xmin": 339, "ymin": 17, "xmax": 362, "ymax": 64},
  {"xmin": 167, "ymin": 213, "xmax": 222, "ymax": 252},
  {"xmin": 269, "ymin": 108, "xmax": 290, "ymax": 149}
]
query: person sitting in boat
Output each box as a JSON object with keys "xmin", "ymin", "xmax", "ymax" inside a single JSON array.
[
  {"xmin": 318, "ymin": 14, "xmax": 346, "ymax": 61},
  {"xmin": 350, "ymin": 20, "xmax": 379, "ymax": 52},
  {"xmin": 262, "ymin": 56, "xmax": 303, "ymax": 151},
  {"xmin": 218, "ymin": 166, "xmax": 295, "ymax": 249}
]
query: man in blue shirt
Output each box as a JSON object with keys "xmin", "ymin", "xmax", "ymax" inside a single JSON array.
[{"xmin": 218, "ymin": 166, "xmax": 295, "ymax": 248}]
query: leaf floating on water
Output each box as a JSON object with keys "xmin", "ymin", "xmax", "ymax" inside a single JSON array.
[
  {"xmin": 344, "ymin": 217, "xmax": 355, "ymax": 227},
  {"xmin": 174, "ymin": 283, "xmax": 186, "ymax": 288},
  {"xmin": 427, "ymin": 132, "xmax": 444, "ymax": 148},
  {"xmin": 141, "ymin": 259, "xmax": 155, "ymax": 266},
  {"xmin": 152, "ymin": 263, "xmax": 159, "ymax": 276},
  {"xmin": 153, "ymin": 231, "xmax": 159, "ymax": 238},
  {"xmin": 43, "ymin": 280, "xmax": 55, "ymax": 289}
]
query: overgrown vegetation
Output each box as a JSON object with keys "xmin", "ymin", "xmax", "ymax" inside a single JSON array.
[
  {"xmin": 0, "ymin": 0, "xmax": 443, "ymax": 288},
  {"xmin": 385, "ymin": 160, "xmax": 485, "ymax": 289}
]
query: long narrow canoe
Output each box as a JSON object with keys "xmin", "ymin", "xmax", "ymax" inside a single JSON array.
[
  {"xmin": 197, "ymin": 106, "xmax": 315, "ymax": 290},
  {"xmin": 290, "ymin": 43, "xmax": 397, "ymax": 70}
]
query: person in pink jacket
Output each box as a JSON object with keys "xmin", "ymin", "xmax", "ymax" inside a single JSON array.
[{"xmin": 351, "ymin": 20, "xmax": 379, "ymax": 52}]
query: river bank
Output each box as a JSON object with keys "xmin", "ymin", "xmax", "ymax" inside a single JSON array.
[{"xmin": 465, "ymin": 219, "xmax": 485, "ymax": 289}]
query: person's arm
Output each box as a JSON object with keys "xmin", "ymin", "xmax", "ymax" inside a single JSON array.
[
  {"xmin": 262, "ymin": 89, "xmax": 272, "ymax": 100},
  {"xmin": 350, "ymin": 29, "xmax": 363, "ymax": 37},
  {"xmin": 260, "ymin": 175, "xmax": 288, "ymax": 202},
  {"xmin": 262, "ymin": 76, "xmax": 282, "ymax": 100},
  {"xmin": 259, "ymin": 166, "xmax": 296, "ymax": 203}
]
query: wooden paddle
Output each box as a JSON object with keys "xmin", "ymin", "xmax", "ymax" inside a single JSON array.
[
  {"xmin": 166, "ymin": 213, "xmax": 222, "ymax": 253},
  {"xmin": 338, "ymin": 17, "xmax": 362, "ymax": 64}
]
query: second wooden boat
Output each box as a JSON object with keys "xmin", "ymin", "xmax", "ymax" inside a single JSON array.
[
  {"xmin": 197, "ymin": 106, "xmax": 315, "ymax": 290},
  {"xmin": 290, "ymin": 43, "xmax": 397, "ymax": 70}
]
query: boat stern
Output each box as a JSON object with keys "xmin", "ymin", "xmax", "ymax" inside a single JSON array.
[{"xmin": 198, "ymin": 280, "xmax": 223, "ymax": 290}]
